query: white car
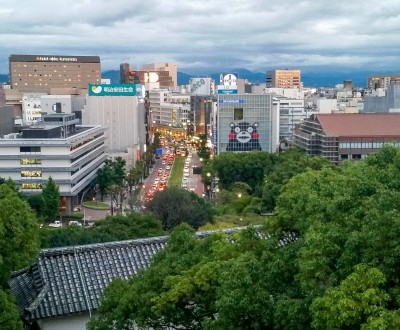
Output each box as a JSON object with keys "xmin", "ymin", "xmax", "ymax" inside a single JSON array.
[
  {"xmin": 69, "ymin": 220, "xmax": 82, "ymax": 227},
  {"xmin": 49, "ymin": 220, "xmax": 62, "ymax": 228},
  {"xmin": 184, "ymin": 172, "xmax": 189, "ymax": 177},
  {"xmin": 182, "ymin": 177, "xmax": 188, "ymax": 182}
]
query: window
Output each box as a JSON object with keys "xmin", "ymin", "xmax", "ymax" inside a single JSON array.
[
  {"xmin": 21, "ymin": 171, "xmax": 42, "ymax": 178},
  {"xmin": 21, "ymin": 183, "xmax": 42, "ymax": 189},
  {"xmin": 20, "ymin": 146, "xmax": 41, "ymax": 153},
  {"xmin": 234, "ymin": 108, "xmax": 243, "ymax": 120},
  {"xmin": 20, "ymin": 159, "xmax": 41, "ymax": 165}
]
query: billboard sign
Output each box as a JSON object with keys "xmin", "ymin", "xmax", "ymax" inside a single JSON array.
[
  {"xmin": 88, "ymin": 84, "xmax": 137, "ymax": 96},
  {"xmin": 144, "ymin": 72, "xmax": 159, "ymax": 83},
  {"xmin": 218, "ymin": 99, "xmax": 244, "ymax": 104},
  {"xmin": 218, "ymin": 89, "xmax": 238, "ymax": 94},
  {"xmin": 190, "ymin": 78, "xmax": 212, "ymax": 96},
  {"xmin": 219, "ymin": 73, "xmax": 238, "ymax": 86},
  {"xmin": 217, "ymin": 84, "xmax": 237, "ymax": 94}
]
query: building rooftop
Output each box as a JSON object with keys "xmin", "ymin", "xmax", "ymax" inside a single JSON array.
[
  {"xmin": 11, "ymin": 227, "xmax": 272, "ymax": 322},
  {"xmin": 316, "ymin": 113, "xmax": 400, "ymax": 138}
]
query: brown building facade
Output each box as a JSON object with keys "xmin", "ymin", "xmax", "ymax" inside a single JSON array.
[
  {"xmin": 9, "ymin": 54, "xmax": 101, "ymax": 93},
  {"xmin": 120, "ymin": 62, "xmax": 176, "ymax": 88},
  {"xmin": 266, "ymin": 69, "xmax": 301, "ymax": 90}
]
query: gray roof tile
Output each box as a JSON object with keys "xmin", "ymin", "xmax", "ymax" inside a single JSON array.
[{"xmin": 10, "ymin": 226, "xmax": 283, "ymax": 321}]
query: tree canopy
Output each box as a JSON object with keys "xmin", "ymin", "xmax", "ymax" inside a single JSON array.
[
  {"xmin": 90, "ymin": 146, "xmax": 400, "ymax": 329},
  {"xmin": 0, "ymin": 184, "xmax": 40, "ymax": 329},
  {"xmin": 40, "ymin": 213, "xmax": 164, "ymax": 248},
  {"xmin": 41, "ymin": 177, "xmax": 60, "ymax": 221},
  {"xmin": 212, "ymin": 151, "xmax": 277, "ymax": 193},
  {"xmin": 145, "ymin": 187, "xmax": 214, "ymax": 231},
  {"xmin": 0, "ymin": 184, "xmax": 40, "ymax": 287}
]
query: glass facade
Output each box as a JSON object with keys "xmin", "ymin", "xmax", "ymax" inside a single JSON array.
[{"xmin": 217, "ymin": 94, "xmax": 272, "ymax": 153}]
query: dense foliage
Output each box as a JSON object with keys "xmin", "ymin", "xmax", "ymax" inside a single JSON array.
[
  {"xmin": 0, "ymin": 183, "xmax": 40, "ymax": 329},
  {"xmin": 90, "ymin": 146, "xmax": 400, "ymax": 329},
  {"xmin": 213, "ymin": 150, "xmax": 276, "ymax": 193},
  {"xmin": 145, "ymin": 187, "xmax": 214, "ymax": 231},
  {"xmin": 40, "ymin": 213, "xmax": 164, "ymax": 248},
  {"xmin": 41, "ymin": 177, "xmax": 61, "ymax": 221},
  {"xmin": 96, "ymin": 157, "xmax": 127, "ymax": 201}
]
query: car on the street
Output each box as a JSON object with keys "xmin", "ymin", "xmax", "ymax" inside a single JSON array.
[
  {"xmin": 69, "ymin": 220, "xmax": 82, "ymax": 227},
  {"xmin": 49, "ymin": 220, "xmax": 62, "ymax": 228}
]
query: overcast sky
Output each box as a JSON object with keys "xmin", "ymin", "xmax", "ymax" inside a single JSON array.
[{"xmin": 1, "ymin": 0, "xmax": 400, "ymax": 75}]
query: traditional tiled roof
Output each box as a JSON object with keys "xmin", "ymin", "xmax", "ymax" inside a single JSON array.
[
  {"xmin": 316, "ymin": 113, "xmax": 400, "ymax": 138},
  {"xmin": 10, "ymin": 227, "xmax": 264, "ymax": 322},
  {"xmin": 10, "ymin": 236, "xmax": 168, "ymax": 322}
]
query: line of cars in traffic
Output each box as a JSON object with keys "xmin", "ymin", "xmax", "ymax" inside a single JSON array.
[
  {"xmin": 181, "ymin": 152, "xmax": 193, "ymax": 189},
  {"xmin": 145, "ymin": 151, "xmax": 175, "ymax": 202}
]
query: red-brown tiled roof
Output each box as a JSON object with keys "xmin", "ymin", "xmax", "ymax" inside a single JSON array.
[{"xmin": 316, "ymin": 113, "xmax": 400, "ymax": 138}]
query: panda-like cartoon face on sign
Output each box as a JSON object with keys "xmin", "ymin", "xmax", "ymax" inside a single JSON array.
[{"xmin": 226, "ymin": 122, "xmax": 262, "ymax": 151}]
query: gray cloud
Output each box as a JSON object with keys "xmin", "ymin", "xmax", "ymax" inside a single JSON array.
[{"xmin": 1, "ymin": 0, "xmax": 400, "ymax": 74}]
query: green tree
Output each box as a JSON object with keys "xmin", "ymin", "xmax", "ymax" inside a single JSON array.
[
  {"xmin": 26, "ymin": 194, "xmax": 43, "ymax": 217},
  {"xmin": 40, "ymin": 213, "xmax": 164, "ymax": 248},
  {"xmin": 0, "ymin": 184, "xmax": 40, "ymax": 287},
  {"xmin": 110, "ymin": 157, "xmax": 126, "ymax": 186},
  {"xmin": 146, "ymin": 187, "xmax": 214, "ymax": 231},
  {"xmin": 89, "ymin": 146, "xmax": 400, "ymax": 330},
  {"xmin": 96, "ymin": 165, "xmax": 113, "ymax": 201},
  {"xmin": 41, "ymin": 177, "xmax": 60, "ymax": 221},
  {"xmin": 107, "ymin": 184, "xmax": 126, "ymax": 215},
  {"xmin": 96, "ymin": 158, "xmax": 127, "ymax": 201},
  {"xmin": 262, "ymin": 148, "xmax": 331, "ymax": 212},
  {"xmin": 0, "ymin": 289, "xmax": 23, "ymax": 330},
  {"xmin": 213, "ymin": 151, "xmax": 277, "ymax": 193},
  {"xmin": 311, "ymin": 264, "xmax": 392, "ymax": 329}
]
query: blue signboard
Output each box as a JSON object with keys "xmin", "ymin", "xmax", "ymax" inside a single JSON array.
[
  {"xmin": 218, "ymin": 99, "xmax": 244, "ymax": 104},
  {"xmin": 217, "ymin": 89, "xmax": 238, "ymax": 94}
]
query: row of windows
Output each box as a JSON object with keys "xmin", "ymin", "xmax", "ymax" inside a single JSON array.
[
  {"xmin": 21, "ymin": 159, "xmax": 41, "ymax": 165},
  {"xmin": 21, "ymin": 146, "xmax": 41, "ymax": 153},
  {"xmin": 21, "ymin": 183, "xmax": 42, "ymax": 190},
  {"xmin": 339, "ymin": 141, "xmax": 400, "ymax": 149},
  {"xmin": 21, "ymin": 171, "xmax": 42, "ymax": 178}
]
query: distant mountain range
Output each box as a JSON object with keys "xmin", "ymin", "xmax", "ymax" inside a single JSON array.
[
  {"xmin": 101, "ymin": 69, "xmax": 375, "ymax": 88},
  {"xmin": 0, "ymin": 69, "xmax": 393, "ymax": 88}
]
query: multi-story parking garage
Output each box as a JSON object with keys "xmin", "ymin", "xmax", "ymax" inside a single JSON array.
[{"xmin": 0, "ymin": 113, "xmax": 107, "ymax": 212}]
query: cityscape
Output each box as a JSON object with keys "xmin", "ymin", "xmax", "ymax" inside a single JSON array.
[{"xmin": 2, "ymin": 51, "xmax": 400, "ymax": 329}]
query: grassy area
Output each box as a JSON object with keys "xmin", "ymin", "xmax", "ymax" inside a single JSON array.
[
  {"xmin": 82, "ymin": 201, "xmax": 109, "ymax": 209},
  {"xmin": 168, "ymin": 156, "xmax": 185, "ymax": 188}
]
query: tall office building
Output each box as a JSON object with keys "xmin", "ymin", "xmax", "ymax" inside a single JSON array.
[
  {"xmin": 120, "ymin": 63, "xmax": 175, "ymax": 88},
  {"xmin": 215, "ymin": 94, "xmax": 278, "ymax": 154},
  {"xmin": 266, "ymin": 69, "xmax": 301, "ymax": 90},
  {"xmin": 367, "ymin": 74, "xmax": 400, "ymax": 90},
  {"xmin": 9, "ymin": 54, "xmax": 101, "ymax": 93}
]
